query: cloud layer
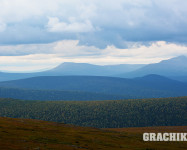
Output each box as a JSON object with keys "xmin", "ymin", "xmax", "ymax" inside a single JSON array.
[
  {"xmin": 47, "ymin": 17, "xmax": 97, "ymax": 33},
  {"xmin": 0, "ymin": 0, "xmax": 187, "ymax": 72},
  {"xmin": 0, "ymin": 0, "xmax": 187, "ymax": 47},
  {"xmin": 0, "ymin": 40, "xmax": 187, "ymax": 72}
]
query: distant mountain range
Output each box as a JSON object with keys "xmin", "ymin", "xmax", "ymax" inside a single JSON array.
[
  {"xmin": 119, "ymin": 55, "xmax": 187, "ymax": 79},
  {"xmin": 1, "ymin": 55, "xmax": 187, "ymax": 82},
  {"xmin": 47, "ymin": 62, "xmax": 145, "ymax": 76},
  {"xmin": 1, "ymin": 75, "xmax": 187, "ymax": 100},
  {"xmin": 0, "ymin": 55, "xmax": 187, "ymax": 100},
  {"xmin": 0, "ymin": 63, "xmax": 145, "ymax": 81}
]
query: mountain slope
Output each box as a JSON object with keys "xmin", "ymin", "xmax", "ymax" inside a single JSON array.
[
  {"xmin": 0, "ymin": 72, "xmax": 36, "ymax": 81},
  {"xmin": 46, "ymin": 62, "xmax": 145, "ymax": 76},
  {"xmin": 1, "ymin": 75, "xmax": 187, "ymax": 98},
  {"xmin": 0, "ymin": 87, "xmax": 129, "ymax": 101},
  {"xmin": 1, "ymin": 117, "xmax": 186, "ymax": 150},
  {"xmin": 1, "ymin": 56, "xmax": 187, "ymax": 81},
  {"xmin": 169, "ymin": 75, "xmax": 187, "ymax": 82},
  {"xmin": 119, "ymin": 55, "xmax": 187, "ymax": 78},
  {"xmin": 0, "ymin": 63, "xmax": 145, "ymax": 81}
]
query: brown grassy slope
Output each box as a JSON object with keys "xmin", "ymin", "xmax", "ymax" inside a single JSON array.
[
  {"xmin": 0, "ymin": 117, "xmax": 186, "ymax": 150},
  {"xmin": 107, "ymin": 126, "xmax": 187, "ymax": 133}
]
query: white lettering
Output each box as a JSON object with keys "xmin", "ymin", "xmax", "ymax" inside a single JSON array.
[
  {"xmin": 181, "ymin": 133, "xmax": 187, "ymax": 141},
  {"xmin": 157, "ymin": 133, "xmax": 163, "ymax": 141},
  {"xmin": 176, "ymin": 133, "xmax": 180, "ymax": 141},
  {"xmin": 143, "ymin": 133, "xmax": 149, "ymax": 141},
  {"xmin": 143, "ymin": 133, "xmax": 187, "ymax": 141},
  {"xmin": 150, "ymin": 133, "xmax": 156, "ymax": 141},
  {"xmin": 169, "ymin": 133, "xmax": 176, "ymax": 141},
  {"xmin": 163, "ymin": 133, "xmax": 169, "ymax": 141}
]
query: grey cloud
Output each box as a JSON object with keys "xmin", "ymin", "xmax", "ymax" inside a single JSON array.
[{"xmin": 0, "ymin": 0, "xmax": 187, "ymax": 48}]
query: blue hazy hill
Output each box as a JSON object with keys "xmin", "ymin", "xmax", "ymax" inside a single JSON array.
[
  {"xmin": 0, "ymin": 63, "xmax": 145, "ymax": 81},
  {"xmin": 119, "ymin": 55, "xmax": 187, "ymax": 78},
  {"xmin": 0, "ymin": 75, "xmax": 187, "ymax": 99},
  {"xmin": 1, "ymin": 56, "xmax": 187, "ymax": 83}
]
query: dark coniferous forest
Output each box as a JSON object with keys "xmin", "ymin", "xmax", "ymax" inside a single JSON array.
[{"xmin": 0, "ymin": 97, "xmax": 186, "ymax": 128}]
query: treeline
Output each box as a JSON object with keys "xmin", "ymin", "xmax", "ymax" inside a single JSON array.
[
  {"xmin": 0, "ymin": 87, "xmax": 130, "ymax": 101},
  {"xmin": 0, "ymin": 97, "xmax": 186, "ymax": 128}
]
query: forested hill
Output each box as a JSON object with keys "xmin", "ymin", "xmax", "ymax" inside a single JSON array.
[
  {"xmin": 0, "ymin": 87, "xmax": 130, "ymax": 101},
  {"xmin": 0, "ymin": 97, "xmax": 186, "ymax": 128},
  {"xmin": 1, "ymin": 75, "xmax": 187, "ymax": 98}
]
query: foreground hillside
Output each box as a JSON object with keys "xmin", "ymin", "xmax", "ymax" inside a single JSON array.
[
  {"xmin": 0, "ymin": 117, "xmax": 186, "ymax": 150},
  {"xmin": 0, "ymin": 97, "xmax": 186, "ymax": 128}
]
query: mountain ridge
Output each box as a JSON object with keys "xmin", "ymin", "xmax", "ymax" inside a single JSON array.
[
  {"xmin": 119, "ymin": 55, "xmax": 187, "ymax": 78},
  {"xmin": 0, "ymin": 62, "xmax": 145, "ymax": 81},
  {"xmin": 0, "ymin": 55, "xmax": 187, "ymax": 81},
  {"xmin": 0, "ymin": 74, "xmax": 187, "ymax": 99}
]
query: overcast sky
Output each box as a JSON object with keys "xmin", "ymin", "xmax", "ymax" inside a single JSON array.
[{"xmin": 0, "ymin": 0, "xmax": 187, "ymax": 72}]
